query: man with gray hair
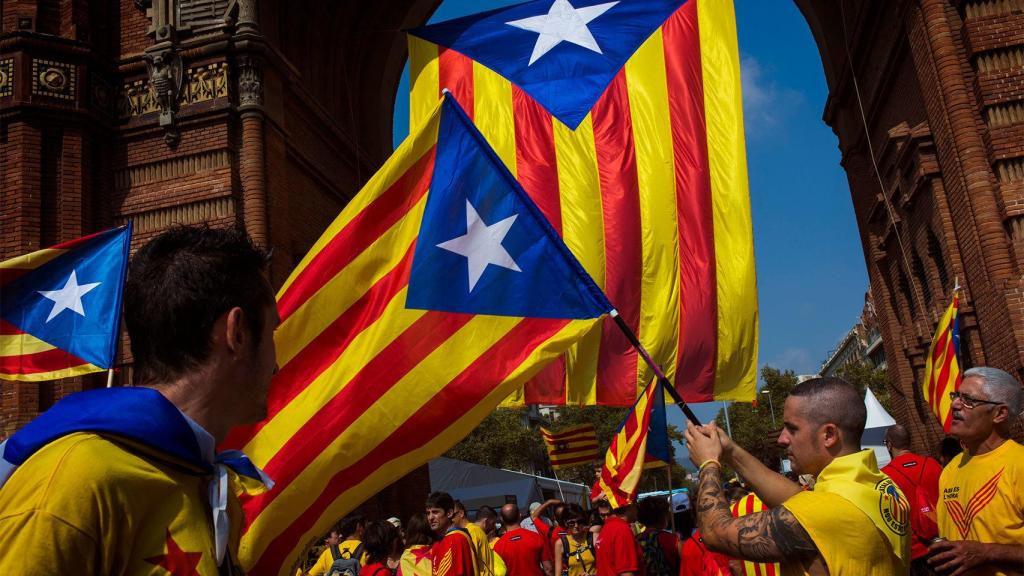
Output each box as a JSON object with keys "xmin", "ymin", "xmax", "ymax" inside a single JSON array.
[{"xmin": 929, "ymin": 366, "xmax": 1024, "ymax": 575}]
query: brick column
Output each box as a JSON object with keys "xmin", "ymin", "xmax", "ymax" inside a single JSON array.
[{"xmin": 237, "ymin": 54, "xmax": 268, "ymax": 246}]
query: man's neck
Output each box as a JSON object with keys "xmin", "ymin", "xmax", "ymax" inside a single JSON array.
[
  {"xmin": 144, "ymin": 376, "xmax": 231, "ymax": 444},
  {"xmin": 890, "ymin": 447, "xmax": 911, "ymax": 459},
  {"xmin": 963, "ymin": 431, "xmax": 1008, "ymax": 457},
  {"xmin": 505, "ymin": 523, "xmax": 522, "ymax": 531}
]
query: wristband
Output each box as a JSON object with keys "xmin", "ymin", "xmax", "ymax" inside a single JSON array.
[{"xmin": 699, "ymin": 458, "xmax": 721, "ymax": 472}]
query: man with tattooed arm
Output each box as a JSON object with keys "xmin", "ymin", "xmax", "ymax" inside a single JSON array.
[{"xmin": 685, "ymin": 377, "xmax": 910, "ymax": 575}]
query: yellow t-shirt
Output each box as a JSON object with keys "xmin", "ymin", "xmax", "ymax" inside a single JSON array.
[
  {"xmin": 561, "ymin": 534, "xmax": 597, "ymax": 576},
  {"xmin": 466, "ymin": 522, "xmax": 505, "ymax": 576},
  {"xmin": 308, "ymin": 539, "xmax": 369, "ymax": 576},
  {"xmin": 938, "ymin": 439, "xmax": 1024, "ymax": 576},
  {"xmin": 0, "ymin": 432, "xmax": 247, "ymax": 575},
  {"xmin": 781, "ymin": 450, "xmax": 908, "ymax": 576},
  {"xmin": 401, "ymin": 544, "xmax": 434, "ymax": 576}
]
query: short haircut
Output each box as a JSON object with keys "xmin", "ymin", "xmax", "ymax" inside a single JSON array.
[
  {"xmin": 337, "ymin": 515, "xmax": 363, "ymax": 539},
  {"xmin": 453, "ymin": 500, "xmax": 467, "ymax": 515},
  {"xmin": 636, "ymin": 497, "xmax": 669, "ymax": 526},
  {"xmin": 362, "ymin": 520, "xmax": 400, "ymax": 563},
  {"xmin": 964, "ymin": 367, "xmax": 1022, "ymax": 416},
  {"xmin": 788, "ymin": 377, "xmax": 866, "ymax": 443},
  {"xmin": 885, "ymin": 424, "xmax": 911, "ymax": 450},
  {"xmin": 500, "ymin": 503, "xmax": 520, "ymax": 525},
  {"xmin": 404, "ymin": 513, "xmax": 436, "ymax": 547},
  {"xmin": 475, "ymin": 506, "xmax": 498, "ymax": 523},
  {"xmin": 125, "ymin": 225, "xmax": 273, "ymax": 384},
  {"xmin": 558, "ymin": 504, "xmax": 587, "ymax": 525},
  {"xmin": 425, "ymin": 491, "xmax": 455, "ymax": 512}
]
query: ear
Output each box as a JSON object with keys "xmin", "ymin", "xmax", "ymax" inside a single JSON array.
[
  {"xmin": 224, "ymin": 306, "xmax": 248, "ymax": 354},
  {"xmin": 992, "ymin": 404, "xmax": 1010, "ymax": 425},
  {"xmin": 821, "ymin": 423, "xmax": 840, "ymax": 449}
]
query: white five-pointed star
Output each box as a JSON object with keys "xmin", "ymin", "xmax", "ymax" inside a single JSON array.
[
  {"xmin": 38, "ymin": 270, "xmax": 102, "ymax": 323},
  {"xmin": 437, "ymin": 200, "xmax": 522, "ymax": 292},
  {"xmin": 507, "ymin": 0, "xmax": 619, "ymax": 66}
]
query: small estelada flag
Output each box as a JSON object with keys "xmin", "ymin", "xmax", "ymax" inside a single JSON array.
[
  {"xmin": 541, "ymin": 424, "xmax": 599, "ymax": 470},
  {"xmin": 922, "ymin": 289, "xmax": 962, "ymax": 432},
  {"xmin": 0, "ymin": 225, "xmax": 132, "ymax": 381}
]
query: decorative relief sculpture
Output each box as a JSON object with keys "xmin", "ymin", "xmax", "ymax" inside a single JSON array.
[
  {"xmin": 236, "ymin": 54, "xmax": 262, "ymax": 108},
  {"xmin": 31, "ymin": 59, "xmax": 76, "ymax": 100},
  {"xmin": 145, "ymin": 47, "xmax": 185, "ymax": 145},
  {"xmin": 0, "ymin": 59, "xmax": 13, "ymax": 98}
]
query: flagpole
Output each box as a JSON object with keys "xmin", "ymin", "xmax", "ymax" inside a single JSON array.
[
  {"xmin": 551, "ymin": 468, "xmax": 566, "ymax": 502},
  {"xmin": 106, "ymin": 368, "xmax": 114, "ymax": 388},
  {"xmin": 666, "ymin": 464, "xmax": 676, "ymax": 533},
  {"xmin": 609, "ymin": 310, "xmax": 701, "ymax": 425}
]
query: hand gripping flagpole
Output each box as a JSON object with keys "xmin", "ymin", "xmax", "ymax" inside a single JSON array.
[{"xmin": 608, "ymin": 310, "xmax": 701, "ymax": 426}]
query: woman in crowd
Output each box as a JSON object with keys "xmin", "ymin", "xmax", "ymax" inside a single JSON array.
[
  {"xmin": 362, "ymin": 520, "xmax": 403, "ymax": 576},
  {"xmin": 553, "ymin": 504, "xmax": 597, "ymax": 576},
  {"xmin": 398, "ymin": 513, "xmax": 436, "ymax": 576}
]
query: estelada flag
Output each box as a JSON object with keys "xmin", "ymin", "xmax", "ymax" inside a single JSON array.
[
  {"xmin": 408, "ymin": 0, "xmax": 758, "ymax": 406},
  {"xmin": 597, "ymin": 378, "xmax": 669, "ymax": 507},
  {"xmin": 0, "ymin": 225, "xmax": 132, "ymax": 381},
  {"xmin": 922, "ymin": 290, "xmax": 962, "ymax": 432},
  {"xmin": 541, "ymin": 423, "xmax": 599, "ymax": 469},
  {"xmin": 224, "ymin": 93, "xmax": 613, "ymax": 575}
]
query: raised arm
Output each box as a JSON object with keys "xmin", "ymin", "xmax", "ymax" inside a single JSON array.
[
  {"xmin": 532, "ymin": 499, "xmax": 562, "ymax": 520},
  {"xmin": 705, "ymin": 422, "xmax": 801, "ymax": 507}
]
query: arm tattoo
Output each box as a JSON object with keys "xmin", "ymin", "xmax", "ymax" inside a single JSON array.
[{"xmin": 696, "ymin": 465, "xmax": 818, "ymax": 563}]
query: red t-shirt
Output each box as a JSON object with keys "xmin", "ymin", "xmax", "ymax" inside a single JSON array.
[
  {"xmin": 680, "ymin": 532, "xmax": 730, "ymax": 576},
  {"xmin": 362, "ymin": 562, "xmax": 393, "ymax": 576},
  {"xmin": 432, "ymin": 528, "xmax": 476, "ymax": 576},
  {"xmin": 596, "ymin": 516, "xmax": 645, "ymax": 576},
  {"xmin": 494, "ymin": 528, "xmax": 550, "ymax": 576},
  {"xmin": 882, "ymin": 452, "xmax": 943, "ymax": 559}
]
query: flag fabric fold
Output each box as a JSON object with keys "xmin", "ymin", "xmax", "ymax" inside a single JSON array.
[
  {"xmin": 597, "ymin": 378, "xmax": 668, "ymax": 507},
  {"xmin": 226, "ymin": 94, "xmax": 612, "ymax": 575},
  {"xmin": 0, "ymin": 225, "xmax": 132, "ymax": 381},
  {"xmin": 409, "ymin": 0, "xmax": 758, "ymax": 406},
  {"xmin": 922, "ymin": 291, "xmax": 962, "ymax": 433},
  {"xmin": 541, "ymin": 423, "xmax": 599, "ymax": 469}
]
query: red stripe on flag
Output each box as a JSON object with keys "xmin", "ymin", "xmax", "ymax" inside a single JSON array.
[
  {"xmin": 244, "ymin": 317, "xmax": 569, "ymax": 575},
  {"xmin": 439, "ymin": 48, "xmax": 474, "ymax": 119},
  {"xmin": 0, "ymin": 319, "xmax": 26, "ymax": 335},
  {"xmin": 663, "ymin": 2, "xmax": 718, "ymax": 401},
  {"xmin": 543, "ymin": 432, "xmax": 596, "ymax": 445},
  {"xmin": 591, "ymin": 71, "xmax": 643, "ymax": 406},
  {"xmin": 551, "ymin": 454, "xmax": 600, "ymax": 467},
  {"xmin": 276, "ymin": 149, "xmax": 436, "ymax": 320},
  {"xmin": 0, "ymin": 346, "xmax": 89, "ymax": 375},
  {"xmin": 548, "ymin": 443, "xmax": 599, "ymax": 456},
  {"xmin": 932, "ymin": 331, "xmax": 954, "ymax": 410},
  {"xmin": 222, "ymin": 242, "xmax": 418, "ymax": 450}
]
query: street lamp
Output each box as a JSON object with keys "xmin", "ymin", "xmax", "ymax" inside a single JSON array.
[{"xmin": 761, "ymin": 389, "xmax": 777, "ymax": 429}]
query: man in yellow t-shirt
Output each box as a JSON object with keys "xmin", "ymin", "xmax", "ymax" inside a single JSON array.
[
  {"xmin": 930, "ymin": 367, "xmax": 1024, "ymax": 576},
  {"xmin": 307, "ymin": 516, "xmax": 370, "ymax": 575},
  {"xmin": 0, "ymin": 227, "xmax": 278, "ymax": 576},
  {"xmin": 686, "ymin": 377, "xmax": 909, "ymax": 575},
  {"xmin": 471, "ymin": 506, "xmax": 507, "ymax": 576}
]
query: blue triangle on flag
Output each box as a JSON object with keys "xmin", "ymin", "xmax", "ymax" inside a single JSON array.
[
  {"xmin": 409, "ymin": 0, "xmax": 687, "ymax": 129},
  {"xmin": 0, "ymin": 225, "xmax": 132, "ymax": 369},
  {"xmin": 406, "ymin": 94, "xmax": 612, "ymax": 319}
]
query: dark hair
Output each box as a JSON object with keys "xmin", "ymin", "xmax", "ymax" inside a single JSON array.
[
  {"xmin": 939, "ymin": 436, "xmax": 963, "ymax": 462},
  {"xmin": 499, "ymin": 503, "xmax": 520, "ymax": 525},
  {"xmin": 885, "ymin": 424, "xmax": 911, "ymax": 450},
  {"xmin": 475, "ymin": 506, "xmax": 497, "ymax": 523},
  {"xmin": 337, "ymin": 515, "xmax": 364, "ymax": 539},
  {"xmin": 125, "ymin": 225, "xmax": 273, "ymax": 384},
  {"xmin": 453, "ymin": 500, "xmax": 467, "ymax": 516},
  {"xmin": 404, "ymin": 513, "xmax": 436, "ymax": 547},
  {"xmin": 558, "ymin": 503, "xmax": 587, "ymax": 525},
  {"xmin": 788, "ymin": 377, "xmax": 866, "ymax": 443},
  {"xmin": 363, "ymin": 520, "xmax": 400, "ymax": 563},
  {"xmin": 425, "ymin": 491, "xmax": 455, "ymax": 512},
  {"xmin": 636, "ymin": 496, "xmax": 669, "ymax": 526}
]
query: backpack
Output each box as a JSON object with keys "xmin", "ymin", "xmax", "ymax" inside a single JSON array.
[
  {"xmin": 327, "ymin": 543, "xmax": 364, "ymax": 576},
  {"xmin": 688, "ymin": 535, "xmax": 727, "ymax": 576},
  {"xmin": 888, "ymin": 459, "xmax": 940, "ymax": 544},
  {"xmin": 559, "ymin": 533, "xmax": 596, "ymax": 575},
  {"xmin": 636, "ymin": 530, "xmax": 676, "ymax": 576}
]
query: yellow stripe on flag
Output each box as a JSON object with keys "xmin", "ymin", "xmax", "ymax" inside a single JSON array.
[
  {"xmin": 0, "ymin": 333, "xmax": 56, "ymax": 356},
  {"xmin": 625, "ymin": 29, "xmax": 681, "ymax": 391},
  {"xmin": 409, "ymin": 36, "xmax": 441, "ymax": 133},
  {"xmin": 473, "ymin": 64, "xmax": 518, "ymax": 174},
  {"xmin": 699, "ymin": 0, "xmax": 757, "ymax": 400},
  {"xmin": 0, "ymin": 248, "xmax": 65, "ymax": 270}
]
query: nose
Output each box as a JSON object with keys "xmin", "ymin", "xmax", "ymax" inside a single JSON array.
[{"xmin": 777, "ymin": 430, "xmax": 790, "ymax": 447}]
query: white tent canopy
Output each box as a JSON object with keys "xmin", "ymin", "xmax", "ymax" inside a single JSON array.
[
  {"xmin": 862, "ymin": 387, "xmax": 896, "ymax": 467},
  {"xmin": 429, "ymin": 457, "xmax": 590, "ymax": 514}
]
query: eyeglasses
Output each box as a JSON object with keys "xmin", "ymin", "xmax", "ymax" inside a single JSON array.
[
  {"xmin": 949, "ymin": 391, "xmax": 1004, "ymax": 410},
  {"xmin": 564, "ymin": 519, "xmax": 586, "ymax": 528}
]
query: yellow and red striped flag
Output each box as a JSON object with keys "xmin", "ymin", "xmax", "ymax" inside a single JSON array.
[
  {"xmin": 597, "ymin": 379, "xmax": 666, "ymax": 507},
  {"xmin": 409, "ymin": 0, "xmax": 757, "ymax": 406},
  {"xmin": 923, "ymin": 290, "xmax": 962, "ymax": 432},
  {"xmin": 541, "ymin": 423, "xmax": 599, "ymax": 469},
  {"xmin": 731, "ymin": 492, "xmax": 780, "ymax": 576},
  {"xmin": 224, "ymin": 95, "xmax": 613, "ymax": 575}
]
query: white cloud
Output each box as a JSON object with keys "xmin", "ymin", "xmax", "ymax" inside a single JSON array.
[{"xmin": 740, "ymin": 55, "xmax": 804, "ymax": 137}]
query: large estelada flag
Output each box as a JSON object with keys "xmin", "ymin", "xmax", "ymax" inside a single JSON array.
[
  {"xmin": 408, "ymin": 0, "xmax": 758, "ymax": 406},
  {"xmin": 541, "ymin": 423, "xmax": 599, "ymax": 469},
  {"xmin": 225, "ymin": 94, "xmax": 613, "ymax": 575},
  {"xmin": 596, "ymin": 378, "xmax": 669, "ymax": 507},
  {"xmin": 0, "ymin": 225, "xmax": 132, "ymax": 381},
  {"xmin": 922, "ymin": 290, "xmax": 962, "ymax": 433}
]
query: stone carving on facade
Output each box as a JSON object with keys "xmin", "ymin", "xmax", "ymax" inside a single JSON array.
[
  {"xmin": 145, "ymin": 46, "xmax": 185, "ymax": 145},
  {"xmin": 31, "ymin": 59, "xmax": 76, "ymax": 101},
  {"xmin": 236, "ymin": 55, "xmax": 263, "ymax": 109},
  {"xmin": 0, "ymin": 59, "xmax": 13, "ymax": 98},
  {"xmin": 184, "ymin": 62, "xmax": 229, "ymax": 105}
]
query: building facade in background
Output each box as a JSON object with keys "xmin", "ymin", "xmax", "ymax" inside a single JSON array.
[
  {"xmin": 797, "ymin": 0, "xmax": 1024, "ymax": 452},
  {"xmin": 820, "ymin": 290, "xmax": 887, "ymax": 376}
]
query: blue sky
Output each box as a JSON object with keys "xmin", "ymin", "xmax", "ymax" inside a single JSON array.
[{"xmin": 391, "ymin": 1, "xmax": 869, "ymax": 447}]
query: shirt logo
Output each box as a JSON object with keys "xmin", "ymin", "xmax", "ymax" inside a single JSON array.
[
  {"xmin": 145, "ymin": 530, "xmax": 202, "ymax": 576},
  {"xmin": 944, "ymin": 468, "xmax": 1004, "ymax": 539},
  {"xmin": 877, "ymin": 477, "xmax": 910, "ymax": 535}
]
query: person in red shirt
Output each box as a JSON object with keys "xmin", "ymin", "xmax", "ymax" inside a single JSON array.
[
  {"xmin": 426, "ymin": 491, "xmax": 477, "ymax": 576},
  {"xmin": 679, "ymin": 530, "xmax": 731, "ymax": 576},
  {"xmin": 494, "ymin": 503, "xmax": 553, "ymax": 576},
  {"xmin": 362, "ymin": 520, "xmax": 403, "ymax": 576},
  {"xmin": 636, "ymin": 497, "xmax": 680, "ymax": 576},
  {"xmin": 594, "ymin": 501, "xmax": 645, "ymax": 576},
  {"xmin": 880, "ymin": 424, "xmax": 942, "ymax": 575},
  {"xmin": 531, "ymin": 499, "xmax": 566, "ymax": 557}
]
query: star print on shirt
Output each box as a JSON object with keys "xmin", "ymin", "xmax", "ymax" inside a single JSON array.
[
  {"xmin": 145, "ymin": 530, "xmax": 203, "ymax": 576},
  {"xmin": 507, "ymin": 0, "xmax": 619, "ymax": 65},
  {"xmin": 37, "ymin": 269, "xmax": 101, "ymax": 323}
]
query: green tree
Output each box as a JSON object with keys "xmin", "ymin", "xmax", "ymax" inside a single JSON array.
[
  {"xmin": 835, "ymin": 361, "xmax": 893, "ymax": 413},
  {"xmin": 713, "ymin": 366, "xmax": 797, "ymax": 475}
]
